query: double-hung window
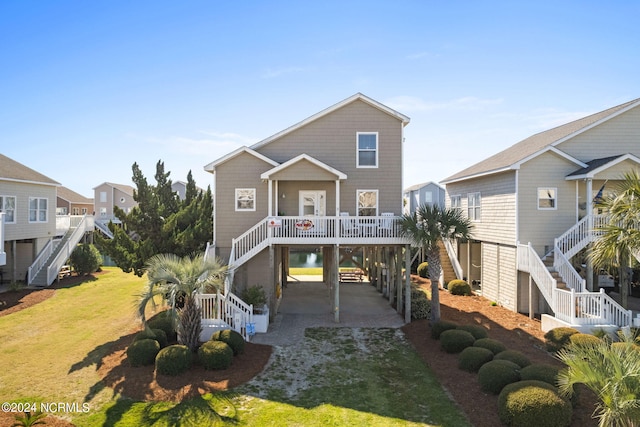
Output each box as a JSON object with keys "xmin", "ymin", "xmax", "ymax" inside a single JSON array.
[
  {"xmin": 0, "ymin": 196, "xmax": 16, "ymax": 223},
  {"xmin": 235, "ymin": 188, "xmax": 256, "ymax": 211},
  {"xmin": 537, "ymin": 188, "xmax": 557, "ymax": 210},
  {"xmin": 357, "ymin": 190, "xmax": 378, "ymax": 216},
  {"xmin": 356, "ymin": 132, "xmax": 378, "ymax": 168},
  {"xmin": 468, "ymin": 192, "xmax": 481, "ymax": 221},
  {"xmin": 29, "ymin": 197, "xmax": 48, "ymax": 223},
  {"xmin": 450, "ymin": 195, "xmax": 461, "ymax": 211}
]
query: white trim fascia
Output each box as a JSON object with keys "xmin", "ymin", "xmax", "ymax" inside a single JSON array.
[
  {"xmin": 513, "ymin": 146, "xmax": 587, "ymax": 171},
  {"xmin": 204, "ymin": 146, "xmax": 279, "ymax": 173},
  {"xmin": 550, "ymin": 99, "xmax": 640, "ymax": 149},
  {"xmin": 260, "ymin": 153, "xmax": 347, "ymax": 180},
  {"xmin": 514, "ymin": 169, "xmax": 519, "ymax": 244},
  {"xmin": 565, "ymin": 153, "xmax": 640, "ymax": 180},
  {"xmin": 440, "ymin": 166, "xmax": 513, "ymax": 185},
  {"xmin": 250, "ymin": 93, "xmax": 410, "ymax": 151},
  {"xmin": 0, "ymin": 177, "xmax": 59, "ymax": 187}
]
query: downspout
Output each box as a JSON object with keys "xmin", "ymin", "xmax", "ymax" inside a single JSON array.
[{"xmin": 211, "ymin": 172, "xmax": 217, "ymax": 249}]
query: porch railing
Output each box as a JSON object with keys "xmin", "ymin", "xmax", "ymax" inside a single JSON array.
[
  {"xmin": 554, "ymin": 288, "xmax": 632, "ymax": 327},
  {"xmin": 196, "ymin": 291, "xmax": 253, "ymax": 341}
]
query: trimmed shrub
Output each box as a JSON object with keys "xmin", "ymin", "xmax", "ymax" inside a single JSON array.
[
  {"xmin": 431, "ymin": 320, "xmax": 459, "ymax": 339},
  {"xmin": 440, "ymin": 329, "xmax": 476, "ymax": 354},
  {"xmin": 198, "ymin": 340, "xmax": 234, "ymax": 370},
  {"xmin": 211, "ymin": 329, "xmax": 245, "ymax": 355},
  {"xmin": 498, "ymin": 380, "xmax": 572, "ymax": 427},
  {"xmin": 458, "ymin": 346, "xmax": 494, "ymax": 373},
  {"xmin": 478, "ymin": 359, "xmax": 521, "ymax": 394},
  {"xmin": 155, "ymin": 345, "xmax": 192, "ymax": 376},
  {"xmin": 448, "ymin": 279, "xmax": 472, "ymax": 296},
  {"xmin": 494, "ymin": 350, "xmax": 531, "ymax": 368},
  {"xmin": 69, "ymin": 243, "xmax": 102, "ymax": 275},
  {"xmin": 457, "ymin": 324, "xmax": 489, "ymax": 340},
  {"xmin": 417, "ymin": 262, "xmax": 429, "ymax": 278},
  {"xmin": 544, "ymin": 327, "xmax": 580, "ymax": 353},
  {"xmin": 147, "ymin": 310, "xmax": 177, "ymax": 342},
  {"xmin": 568, "ymin": 333, "xmax": 601, "ymax": 347},
  {"xmin": 474, "ymin": 338, "xmax": 507, "ymax": 355},
  {"xmin": 411, "ymin": 288, "xmax": 431, "ymax": 320},
  {"xmin": 134, "ymin": 328, "xmax": 168, "ymax": 348},
  {"xmin": 519, "ymin": 364, "xmax": 560, "ymax": 386},
  {"xmin": 126, "ymin": 338, "xmax": 160, "ymax": 367}
]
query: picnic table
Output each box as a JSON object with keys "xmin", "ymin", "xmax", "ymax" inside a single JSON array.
[{"xmin": 339, "ymin": 268, "xmax": 364, "ymax": 283}]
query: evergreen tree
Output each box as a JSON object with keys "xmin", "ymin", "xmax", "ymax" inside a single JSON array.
[{"xmin": 97, "ymin": 160, "xmax": 213, "ymax": 276}]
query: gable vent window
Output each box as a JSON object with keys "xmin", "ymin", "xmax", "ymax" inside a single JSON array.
[{"xmin": 356, "ymin": 132, "xmax": 378, "ymax": 168}]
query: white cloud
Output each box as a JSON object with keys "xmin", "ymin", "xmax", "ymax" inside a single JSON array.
[{"xmin": 385, "ymin": 96, "xmax": 504, "ymax": 112}]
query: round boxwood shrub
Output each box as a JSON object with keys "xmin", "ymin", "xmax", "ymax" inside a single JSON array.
[
  {"xmin": 126, "ymin": 338, "xmax": 160, "ymax": 367},
  {"xmin": 417, "ymin": 262, "xmax": 429, "ymax": 278},
  {"xmin": 155, "ymin": 345, "xmax": 192, "ymax": 376},
  {"xmin": 498, "ymin": 380, "xmax": 572, "ymax": 427},
  {"xmin": 134, "ymin": 328, "xmax": 168, "ymax": 348},
  {"xmin": 457, "ymin": 324, "xmax": 489, "ymax": 340},
  {"xmin": 198, "ymin": 340, "xmax": 234, "ymax": 370},
  {"xmin": 544, "ymin": 327, "xmax": 580, "ymax": 353},
  {"xmin": 211, "ymin": 329, "xmax": 245, "ymax": 355},
  {"xmin": 431, "ymin": 320, "xmax": 459, "ymax": 339},
  {"xmin": 69, "ymin": 243, "xmax": 102, "ymax": 275},
  {"xmin": 458, "ymin": 346, "xmax": 494, "ymax": 373},
  {"xmin": 448, "ymin": 279, "xmax": 472, "ymax": 296},
  {"xmin": 494, "ymin": 350, "xmax": 531, "ymax": 368},
  {"xmin": 474, "ymin": 337, "xmax": 507, "ymax": 355},
  {"xmin": 478, "ymin": 359, "xmax": 521, "ymax": 394},
  {"xmin": 440, "ymin": 329, "xmax": 476, "ymax": 354},
  {"xmin": 568, "ymin": 333, "xmax": 601, "ymax": 347},
  {"xmin": 411, "ymin": 288, "xmax": 431, "ymax": 320},
  {"xmin": 147, "ymin": 310, "xmax": 177, "ymax": 342},
  {"xmin": 519, "ymin": 363, "xmax": 560, "ymax": 386}
]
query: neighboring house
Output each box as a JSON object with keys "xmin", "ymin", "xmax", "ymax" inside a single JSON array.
[
  {"xmin": 204, "ymin": 93, "xmax": 412, "ymax": 324},
  {"xmin": 172, "ymin": 181, "xmax": 188, "ymax": 200},
  {"xmin": 403, "ymin": 181, "xmax": 445, "ymax": 214},
  {"xmin": 57, "ymin": 186, "xmax": 94, "ymax": 216},
  {"xmin": 441, "ymin": 98, "xmax": 640, "ymax": 331},
  {"xmin": 93, "ymin": 182, "xmax": 136, "ymax": 224},
  {"xmin": 0, "ymin": 154, "xmax": 59, "ymax": 282}
]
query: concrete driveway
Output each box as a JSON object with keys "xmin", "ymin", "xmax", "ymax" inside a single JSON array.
[{"xmin": 250, "ymin": 280, "xmax": 406, "ymax": 346}]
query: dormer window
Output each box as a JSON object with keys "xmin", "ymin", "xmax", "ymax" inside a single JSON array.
[{"xmin": 356, "ymin": 132, "xmax": 378, "ymax": 168}]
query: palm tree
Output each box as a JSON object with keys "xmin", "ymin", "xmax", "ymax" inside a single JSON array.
[
  {"xmin": 556, "ymin": 332, "xmax": 640, "ymax": 427},
  {"xmin": 400, "ymin": 204, "xmax": 473, "ymax": 322},
  {"xmin": 138, "ymin": 253, "xmax": 227, "ymax": 352},
  {"xmin": 590, "ymin": 170, "xmax": 640, "ymax": 309}
]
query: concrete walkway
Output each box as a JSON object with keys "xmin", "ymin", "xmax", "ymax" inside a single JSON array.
[{"xmin": 250, "ymin": 281, "xmax": 406, "ymax": 346}]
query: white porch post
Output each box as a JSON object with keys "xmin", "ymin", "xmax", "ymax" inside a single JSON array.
[
  {"xmin": 274, "ymin": 180, "xmax": 279, "ymax": 216},
  {"xmin": 335, "ymin": 179, "xmax": 340, "ymax": 215},
  {"xmin": 586, "ymin": 178, "xmax": 594, "ymax": 291},
  {"xmin": 268, "ymin": 179, "xmax": 273, "ymax": 217},
  {"xmin": 334, "ymin": 244, "xmax": 340, "ymax": 323},
  {"xmin": 404, "ymin": 244, "xmax": 411, "ymax": 323}
]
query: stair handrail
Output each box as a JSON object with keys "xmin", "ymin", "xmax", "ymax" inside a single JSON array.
[
  {"xmin": 27, "ymin": 238, "xmax": 55, "ymax": 284},
  {"xmin": 44, "ymin": 216, "xmax": 88, "ymax": 285},
  {"xmin": 553, "ymin": 242, "xmax": 586, "ymax": 292},
  {"xmin": 94, "ymin": 221, "xmax": 114, "ymax": 239},
  {"xmin": 442, "ymin": 238, "xmax": 464, "ymax": 280},
  {"xmin": 196, "ymin": 290, "xmax": 253, "ymax": 341},
  {"xmin": 517, "ymin": 242, "xmax": 557, "ymax": 307}
]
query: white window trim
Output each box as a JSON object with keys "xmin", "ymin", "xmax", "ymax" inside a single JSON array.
[
  {"xmin": 450, "ymin": 194, "xmax": 461, "ymax": 210},
  {"xmin": 0, "ymin": 195, "xmax": 17, "ymax": 224},
  {"xmin": 235, "ymin": 188, "xmax": 256, "ymax": 212},
  {"xmin": 356, "ymin": 189, "xmax": 379, "ymax": 216},
  {"xmin": 468, "ymin": 192, "xmax": 481, "ymax": 221},
  {"xmin": 537, "ymin": 187, "xmax": 558, "ymax": 210},
  {"xmin": 28, "ymin": 197, "xmax": 48, "ymax": 223},
  {"xmin": 356, "ymin": 132, "xmax": 379, "ymax": 168}
]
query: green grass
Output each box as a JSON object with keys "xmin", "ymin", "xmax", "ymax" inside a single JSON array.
[{"xmin": 0, "ymin": 268, "xmax": 470, "ymax": 426}]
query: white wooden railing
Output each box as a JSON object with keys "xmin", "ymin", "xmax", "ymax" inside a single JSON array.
[
  {"xmin": 28, "ymin": 238, "xmax": 58, "ymax": 284},
  {"xmin": 554, "ymin": 288, "xmax": 632, "ymax": 327},
  {"xmin": 43, "ymin": 216, "xmax": 89, "ymax": 285},
  {"xmin": 553, "ymin": 245, "xmax": 586, "ymax": 292},
  {"xmin": 517, "ymin": 242, "xmax": 557, "ymax": 306},
  {"xmin": 196, "ymin": 291, "xmax": 254, "ymax": 341},
  {"xmin": 442, "ymin": 238, "xmax": 464, "ymax": 280}
]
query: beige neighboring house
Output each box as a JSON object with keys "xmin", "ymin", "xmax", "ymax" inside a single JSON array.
[
  {"xmin": 93, "ymin": 182, "xmax": 136, "ymax": 224},
  {"xmin": 0, "ymin": 154, "xmax": 59, "ymax": 279},
  {"xmin": 441, "ymin": 98, "xmax": 640, "ymax": 331},
  {"xmin": 204, "ymin": 93, "xmax": 413, "ymax": 328},
  {"xmin": 57, "ymin": 186, "xmax": 94, "ymax": 216}
]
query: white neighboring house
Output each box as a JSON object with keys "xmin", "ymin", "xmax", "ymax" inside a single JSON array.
[
  {"xmin": 441, "ymin": 98, "xmax": 640, "ymax": 331},
  {"xmin": 403, "ymin": 181, "xmax": 446, "ymax": 214}
]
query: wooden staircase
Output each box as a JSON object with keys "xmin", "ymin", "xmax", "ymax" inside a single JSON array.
[{"xmin": 438, "ymin": 240, "xmax": 457, "ymax": 285}]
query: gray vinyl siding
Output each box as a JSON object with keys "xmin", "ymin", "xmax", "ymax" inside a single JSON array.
[
  {"xmin": 445, "ymin": 171, "xmax": 517, "ymax": 246},
  {"xmin": 481, "ymin": 243, "xmax": 517, "ymax": 311},
  {"xmin": 0, "ymin": 180, "xmax": 56, "ymax": 241},
  {"xmin": 517, "ymin": 151, "xmax": 579, "ymax": 256},
  {"xmin": 255, "ymin": 99, "xmax": 404, "ymax": 215},
  {"xmin": 559, "ymin": 105, "xmax": 640, "ymax": 161}
]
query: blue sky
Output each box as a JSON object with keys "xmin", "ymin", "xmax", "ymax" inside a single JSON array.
[{"xmin": 2, "ymin": 1, "xmax": 639, "ymax": 198}]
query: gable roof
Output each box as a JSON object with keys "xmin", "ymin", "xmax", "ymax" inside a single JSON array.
[
  {"xmin": 404, "ymin": 181, "xmax": 444, "ymax": 193},
  {"xmin": 203, "ymin": 146, "xmax": 279, "ymax": 173},
  {"xmin": 93, "ymin": 182, "xmax": 135, "ymax": 195},
  {"xmin": 57, "ymin": 186, "xmax": 93, "ymax": 203},
  {"xmin": 442, "ymin": 98, "xmax": 640, "ymax": 184},
  {"xmin": 250, "ymin": 93, "xmax": 411, "ymax": 151},
  {"xmin": 566, "ymin": 154, "xmax": 640, "ymax": 180},
  {"xmin": 260, "ymin": 154, "xmax": 347, "ymax": 180},
  {"xmin": 0, "ymin": 154, "xmax": 60, "ymax": 186}
]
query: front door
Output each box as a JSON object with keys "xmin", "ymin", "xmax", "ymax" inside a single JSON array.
[{"xmin": 299, "ymin": 190, "xmax": 326, "ymax": 216}]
